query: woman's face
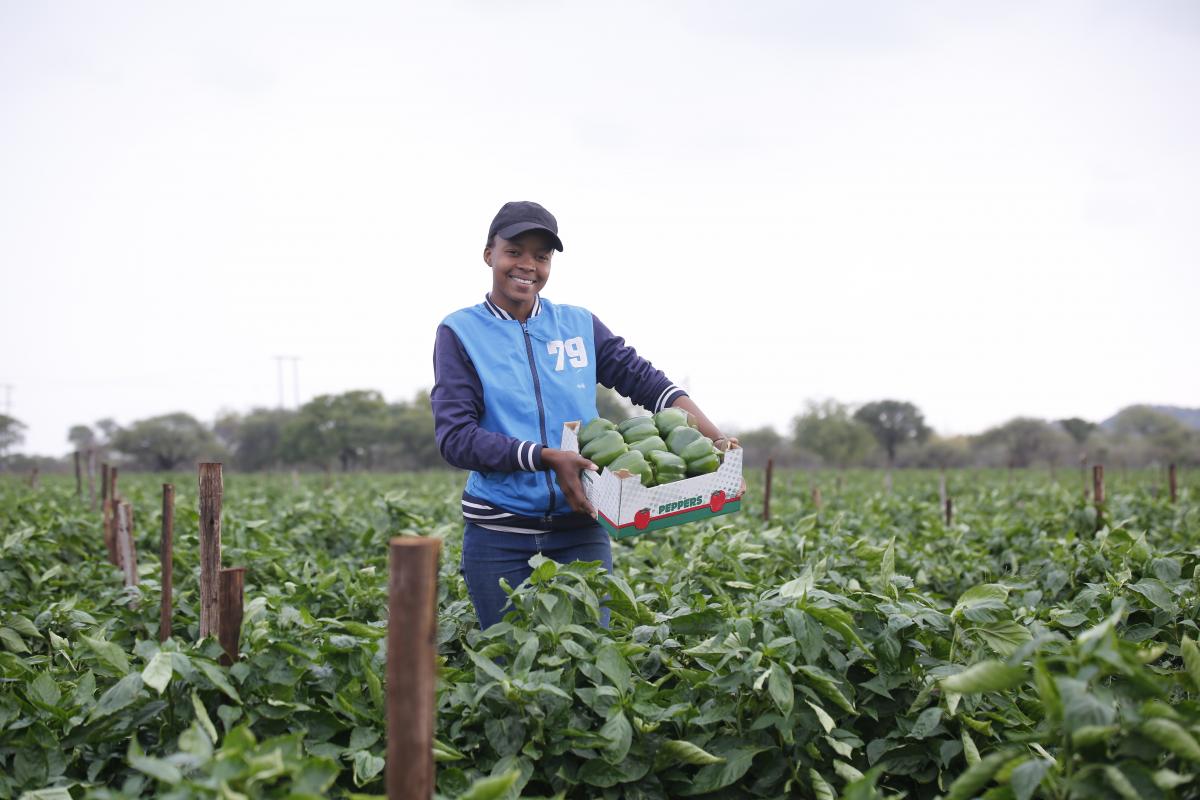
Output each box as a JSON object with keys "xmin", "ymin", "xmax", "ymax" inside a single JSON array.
[{"xmin": 484, "ymin": 230, "xmax": 555, "ymax": 313}]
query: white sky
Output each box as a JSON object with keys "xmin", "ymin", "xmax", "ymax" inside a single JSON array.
[{"xmin": 2, "ymin": 1, "xmax": 1198, "ymax": 456}]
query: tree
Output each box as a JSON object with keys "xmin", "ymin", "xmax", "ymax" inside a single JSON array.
[
  {"xmin": 384, "ymin": 391, "xmax": 441, "ymax": 470},
  {"xmin": 68, "ymin": 424, "xmax": 97, "ymax": 450},
  {"xmin": 974, "ymin": 417, "xmax": 1071, "ymax": 468},
  {"xmin": 853, "ymin": 400, "xmax": 931, "ymax": 466},
  {"xmin": 281, "ymin": 390, "xmax": 390, "ymax": 470},
  {"xmin": 224, "ymin": 408, "xmax": 295, "ymax": 471},
  {"xmin": 1109, "ymin": 405, "xmax": 1196, "ymax": 464},
  {"xmin": 1058, "ymin": 418, "xmax": 1096, "ymax": 447},
  {"xmin": 732, "ymin": 425, "xmax": 784, "ymax": 469},
  {"xmin": 109, "ymin": 412, "xmax": 221, "ymax": 470},
  {"xmin": 792, "ymin": 400, "xmax": 875, "ymax": 468},
  {"xmin": 0, "ymin": 414, "xmax": 26, "ymax": 460}
]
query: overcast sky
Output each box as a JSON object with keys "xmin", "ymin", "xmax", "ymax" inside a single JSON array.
[{"xmin": 2, "ymin": 1, "xmax": 1198, "ymax": 456}]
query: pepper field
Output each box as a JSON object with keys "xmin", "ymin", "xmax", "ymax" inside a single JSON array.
[{"xmin": 0, "ymin": 467, "xmax": 1198, "ymax": 799}]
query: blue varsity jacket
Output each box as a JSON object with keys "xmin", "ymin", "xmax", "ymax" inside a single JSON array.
[{"xmin": 431, "ymin": 293, "xmax": 688, "ymax": 532}]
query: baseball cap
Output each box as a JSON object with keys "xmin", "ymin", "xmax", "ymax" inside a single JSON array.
[{"xmin": 487, "ymin": 201, "xmax": 563, "ymax": 252}]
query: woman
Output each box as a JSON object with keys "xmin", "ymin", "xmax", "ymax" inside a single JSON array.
[{"xmin": 432, "ymin": 201, "xmax": 733, "ymax": 628}]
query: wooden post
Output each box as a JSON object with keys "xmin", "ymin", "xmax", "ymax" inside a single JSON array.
[
  {"xmin": 762, "ymin": 459, "xmax": 773, "ymax": 522},
  {"xmin": 387, "ymin": 537, "xmax": 441, "ymax": 800},
  {"xmin": 218, "ymin": 567, "xmax": 245, "ymax": 666},
  {"xmin": 74, "ymin": 452, "xmax": 82, "ymax": 497},
  {"xmin": 104, "ymin": 467, "xmax": 120, "ymax": 565},
  {"xmin": 944, "ymin": 497, "xmax": 953, "ymax": 527},
  {"xmin": 30, "ymin": 467, "xmax": 39, "ymax": 489},
  {"xmin": 1093, "ymin": 464, "xmax": 1105, "ymax": 530},
  {"xmin": 811, "ymin": 486, "xmax": 822, "ymax": 510},
  {"xmin": 1169, "ymin": 464, "xmax": 1178, "ymax": 504},
  {"xmin": 87, "ymin": 449, "xmax": 96, "ymax": 511},
  {"xmin": 198, "ymin": 463, "xmax": 223, "ymax": 640},
  {"xmin": 160, "ymin": 484, "xmax": 175, "ymax": 643},
  {"xmin": 116, "ymin": 501, "xmax": 138, "ymax": 587},
  {"xmin": 938, "ymin": 471, "xmax": 947, "ymax": 509}
]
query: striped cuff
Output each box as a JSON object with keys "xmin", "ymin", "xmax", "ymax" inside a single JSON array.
[
  {"xmin": 514, "ymin": 440, "xmax": 543, "ymax": 472},
  {"xmin": 654, "ymin": 385, "xmax": 689, "ymax": 413}
]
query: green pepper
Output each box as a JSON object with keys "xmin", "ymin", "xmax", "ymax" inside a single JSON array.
[
  {"xmin": 621, "ymin": 420, "xmax": 660, "ymax": 444},
  {"xmin": 578, "ymin": 417, "xmax": 617, "ymax": 447},
  {"xmin": 617, "ymin": 415, "xmax": 655, "ymax": 435},
  {"xmin": 654, "ymin": 407, "xmax": 691, "ymax": 438},
  {"xmin": 607, "ymin": 449, "xmax": 653, "ymax": 486},
  {"xmin": 667, "ymin": 426, "xmax": 705, "ymax": 456},
  {"xmin": 581, "ymin": 430, "xmax": 627, "ymax": 467},
  {"xmin": 629, "ymin": 436, "xmax": 667, "ymax": 456},
  {"xmin": 678, "ymin": 436, "xmax": 715, "ymax": 463},
  {"xmin": 648, "ymin": 450, "xmax": 687, "ymax": 484},
  {"xmin": 686, "ymin": 452, "xmax": 721, "ymax": 476}
]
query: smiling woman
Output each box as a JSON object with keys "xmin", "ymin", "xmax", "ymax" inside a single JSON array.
[{"xmin": 430, "ymin": 200, "xmax": 732, "ymax": 629}]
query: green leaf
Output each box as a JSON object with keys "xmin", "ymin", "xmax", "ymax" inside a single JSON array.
[
  {"xmin": 973, "ymin": 620, "xmax": 1032, "ymax": 657},
  {"xmin": 191, "ymin": 691, "xmax": 219, "ymax": 743},
  {"xmin": 195, "ymin": 659, "xmax": 241, "ymax": 703},
  {"xmin": 141, "ymin": 650, "xmax": 173, "ymax": 695},
  {"xmin": 29, "ymin": 672, "xmax": 61, "ymax": 707},
  {"xmin": 80, "ymin": 634, "xmax": 130, "ymax": 674},
  {"xmin": 944, "ymin": 750, "xmax": 1012, "ymax": 800},
  {"xmin": 658, "ymin": 739, "xmax": 724, "ymax": 766},
  {"xmin": 678, "ymin": 746, "xmax": 764, "ymax": 796},
  {"xmin": 352, "ymin": 750, "xmax": 385, "ymax": 787},
  {"xmin": 1142, "ymin": 718, "xmax": 1200, "ymax": 762},
  {"xmin": 1104, "ymin": 765, "xmax": 1141, "ymax": 800},
  {"xmin": 908, "ymin": 706, "xmax": 943, "ymax": 739},
  {"xmin": 459, "ymin": 769, "xmax": 520, "ymax": 800},
  {"xmin": 87, "ymin": 673, "xmax": 144, "ymax": 722},
  {"xmin": 599, "ymin": 711, "xmax": 633, "ymax": 763},
  {"xmin": 1128, "ymin": 579, "xmax": 1177, "ymax": 613},
  {"xmin": 961, "ymin": 728, "xmax": 980, "ymax": 766},
  {"xmin": 1180, "ymin": 636, "xmax": 1200, "ymax": 693},
  {"xmin": 595, "ymin": 643, "xmax": 631, "ymax": 694},
  {"xmin": 8, "ymin": 614, "xmax": 39, "ymax": 638},
  {"xmin": 767, "ymin": 662, "xmax": 794, "ymax": 716},
  {"xmin": 940, "ymin": 660, "xmax": 1024, "ymax": 694},
  {"xmin": 1010, "ymin": 758, "xmax": 1052, "ymax": 800},
  {"xmin": 952, "ymin": 583, "xmax": 1009, "ymax": 620},
  {"xmin": 808, "ymin": 768, "xmax": 836, "ymax": 800},
  {"xmin": 0, "ymin": 626, "xmax": 29, "ymax": 654},
  {"xmin": 796, "ymin": 664, "xmax": 855, "ymax": 713},
  {"xmin": 880, "ymin": 536, "xmax": 895, "ymax": 586},
  {"xmin": 801, "ymin": 605, "xmax": 865, "ymax": 649},
  {"xmin": 128, "ymin": 737, "xmax": 182, "ymax": 784},
  {"xmin": 807, "ymin": 700, "xmax": 835, "ymax": 734}
]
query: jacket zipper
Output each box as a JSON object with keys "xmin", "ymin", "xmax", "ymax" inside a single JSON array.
[{"xmin": 521, "ymin": 321, "xmax": 557, "ymax": 518}]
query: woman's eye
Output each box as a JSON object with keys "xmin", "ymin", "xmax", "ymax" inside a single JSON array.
[{"xmin": 507, "ymin": 250, "xmax": 519, "ymax": 256}]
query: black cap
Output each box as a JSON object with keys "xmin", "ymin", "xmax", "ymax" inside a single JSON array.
[{"xmin": 487, "ymin": 201, "xmax": 563, "ymax": 252}]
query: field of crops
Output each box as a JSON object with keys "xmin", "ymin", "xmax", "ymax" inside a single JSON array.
[{"xmin": 1, "ymin": 468, "xmax": 1198, "ymax": 799}]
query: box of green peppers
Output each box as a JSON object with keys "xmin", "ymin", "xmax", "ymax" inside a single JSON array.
[{"xmin": 562, "ymin": 408, "xmax": 744, "ymax": 539}]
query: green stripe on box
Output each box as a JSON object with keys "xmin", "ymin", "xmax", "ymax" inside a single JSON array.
[{"xmin": 606, "ymin": 499, "xmax": 742, "ymax": 540}]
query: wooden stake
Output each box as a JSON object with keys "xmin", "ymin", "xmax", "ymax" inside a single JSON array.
[
  {"xmin": 944, "ymin": 497, "xmax": 953, "ymax": 527},
  {"xmin": 74, "ymin": 452, "xmax": 82, "ymax": 497},
  {"xmin": 103, "ymin": 466, "xmax": 120, "ymax": 565},
  {"xmin": 387, "ymin": 537, "xmax": 441, "ymax": 800},
  {"xmin": 30, "ymin": 467, "xmax": 39, "ymax": 489},
  {"xmin": 116, "ymin": 501, "xmax": 138, "ymax": 588},
  {"xmin": 160, "ymin": 484, "xmax": 175, "ymax": 643},
  {"xmin": 1093, "ymin": 464, "xmax": 1105, "ymax": 530},
  {"xmin": 87, "ymin": 449, "xmax": 96, "ymax": 511},
  {"xmin": 938, "ymin": 471, "xmax": 947, "ymax": 509},
  {"xmin": 811, "ymin": 486, "xmax": 822, "ymax": 510},
  {"xmin": 1169, "ymin": 463, "xmax": 1178, "ymax": 504},
  {"xmin": 198, "ymin": 463, "xmax": 223, "ymax": 640},
  {"xmin": 218, "ymin": 567, "xmax": 245, "ymax": 666},
  {"xmin": 762, "ymin": 459, "xmax": 773, "ymax": 522}
]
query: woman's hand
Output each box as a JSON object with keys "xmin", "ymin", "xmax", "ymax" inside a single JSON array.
[{"xmin": 541, "ymin": 448, "xmax": 598, "ymax": 517}]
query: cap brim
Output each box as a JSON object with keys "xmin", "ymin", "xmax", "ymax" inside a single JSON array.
[{"xmin": 495, "ymin": 222, "xmax": 564, "ymax": 252}]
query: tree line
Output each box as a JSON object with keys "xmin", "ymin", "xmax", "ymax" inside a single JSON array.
[{"xmin": 0, "ymin": 391, "xmax": 1196, "ymax": 474}]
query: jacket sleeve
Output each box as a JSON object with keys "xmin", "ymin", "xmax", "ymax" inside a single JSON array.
[
  {"xmin": 431, "ymin": 324, "xmax": 546, "ymax": 472},
  {"xmin": 593, "ymin": 314, "xmax": 689, "ymax": 413}
]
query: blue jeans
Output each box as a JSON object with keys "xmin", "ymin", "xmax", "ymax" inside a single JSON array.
[{"xmin": 460, "ymin": 521, "xmax": 613, "ymax": 629}]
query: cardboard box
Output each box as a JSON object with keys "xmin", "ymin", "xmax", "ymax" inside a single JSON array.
[{"xmin": 561, "ymin": 421, "xmax": 744, "ymax": 539}]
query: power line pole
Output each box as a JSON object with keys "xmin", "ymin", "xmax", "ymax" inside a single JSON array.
[{"xmin": 271, "ymin": 357, "xmax": 285, "ymax": 409}]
